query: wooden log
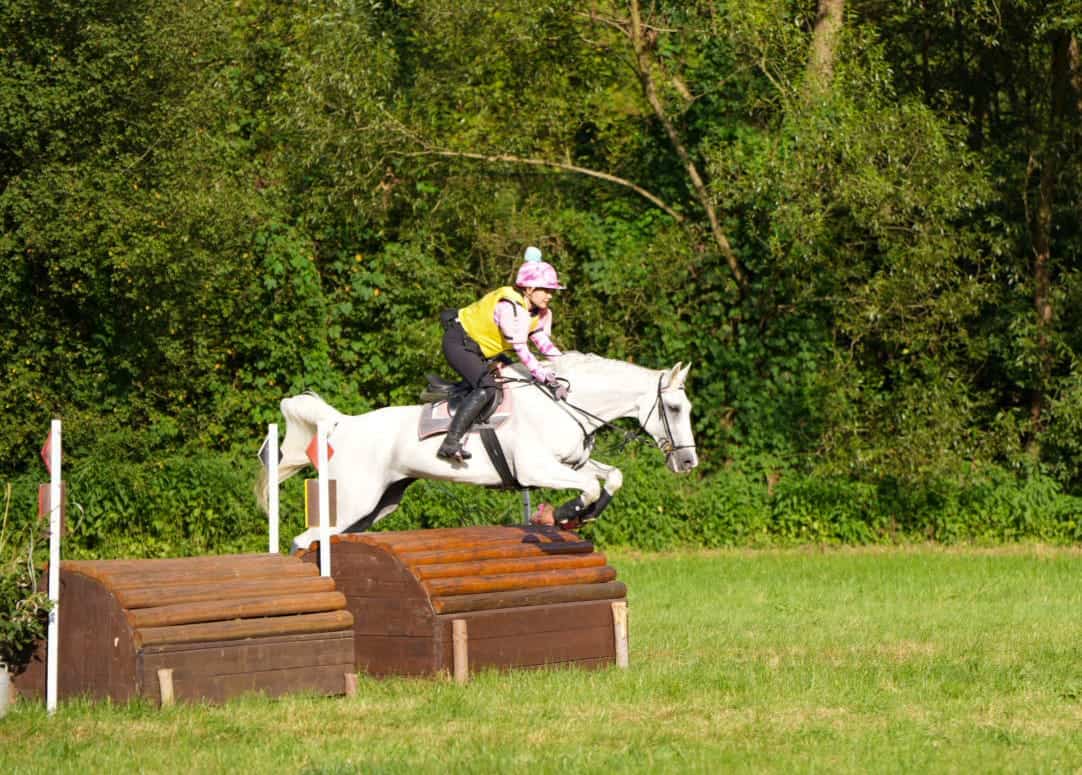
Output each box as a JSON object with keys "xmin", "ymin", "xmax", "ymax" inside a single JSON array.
[
  {"xmin": 431, "ymin": 581, "xmax": 627, "ymax": 615},
  {"xmin": 75, "ymin": 563, "xmax": 319, "ymax": 591},
  {"xmin": 65, "ymin": 553, "xmax": 294, "ymax": 575},
  {"xmin": 452, "ymin": 619, "xmax": 468, "ymax": 684},
  {"xmin": 136, "ymin": 610, "xmax": 354, "ymax": 647},
  {"xmin": 414, "ymin": 554, "xmax": 606, "ymax": 580},
  {"xmin": 398, "ymin": 540, "xmax": 595, "ymax": 566},
  {"xmin": 127, "ymin": 591, "xmax": 347, "ymax": 629},
  {"xmin": 63, "ymin": 555, "xmax": 311, "ymax": 585},
  {"xmin": 117, "ymin": 576, "xmax": 337, "ymax": 610},
  {"xmin": 423, "ymin": 566, "xmax": 616, "ymax": 598}
]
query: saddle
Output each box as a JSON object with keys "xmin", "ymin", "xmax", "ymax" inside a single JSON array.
[{"xmin": 416, "ymin": 374, "xmax": 512, "ymax": 441}]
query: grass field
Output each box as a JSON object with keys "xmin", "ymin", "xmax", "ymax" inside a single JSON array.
[{"xmin": 3, "ymin": 545, "xmax": 1082, "ymax": 773}]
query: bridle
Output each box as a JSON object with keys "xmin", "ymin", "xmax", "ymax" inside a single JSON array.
[
  {"xmin": 504, "ymin": 372, "xmax": 695, "ymax": 462},
  {"xmin": 640, "ymin": 374, "xmax": 697, "ymax": 458}
]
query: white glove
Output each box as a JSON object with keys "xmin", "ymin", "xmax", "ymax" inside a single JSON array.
[{"xmin": 533, "ymin": 367, "xmax": 557, "ymax": 384}]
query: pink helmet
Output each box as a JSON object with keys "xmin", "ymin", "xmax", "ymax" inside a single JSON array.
[{"xmin": 515, "ymin": 246, "xmax": 565, "ymax": 290}]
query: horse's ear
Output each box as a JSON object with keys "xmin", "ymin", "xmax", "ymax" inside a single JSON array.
[
  {"xmin": 663, "ymin": 362, "xmax": 683, "ymax": 389},
  {"xmin": 677, "ymin": 362, "xmax": 692, "ymax": 388}
]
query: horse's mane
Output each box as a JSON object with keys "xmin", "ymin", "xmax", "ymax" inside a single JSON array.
[{"xmin": 507, "ymin": 351, "xmax": 658, "ymax": 384}]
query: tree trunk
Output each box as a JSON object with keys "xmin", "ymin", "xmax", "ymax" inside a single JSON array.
[
  {"xmin": 1028, "ymin": 30, "xmax": 1074, "ymax": 450},
  {"xmin": 805, "ymin": 0, "xmax": 845, "ymax": 96},
  {"xmin": 1071, "ymin": 35, "xmax": 1082, "ymax": 116}
]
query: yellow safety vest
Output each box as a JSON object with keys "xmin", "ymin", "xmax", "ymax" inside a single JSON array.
[{"xmin": 457, "ymin": 287, "xmax": 540, "ymax": 358}]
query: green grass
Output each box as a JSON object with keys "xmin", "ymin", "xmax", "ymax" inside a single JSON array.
[{"xmin": 3, "ymin": 546, "xmax": 1082, "ymax": 773}]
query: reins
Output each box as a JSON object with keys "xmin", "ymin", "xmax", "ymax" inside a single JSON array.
[
  {"xmin": 496, "ymin": 375, "xmax": 617, "ymax": 448},
  {"xmin": 497, "ymin": 372, "xmax": 695, "ymax": 460}
]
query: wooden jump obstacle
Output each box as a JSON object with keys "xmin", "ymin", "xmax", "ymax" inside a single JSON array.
[
  {"xmin": 13, "ymin": 553, "xmax": 355, "ymax": 705},
  {"xmin": 297, "ymin": 525, "xmax": 628, "ymax": 677}
]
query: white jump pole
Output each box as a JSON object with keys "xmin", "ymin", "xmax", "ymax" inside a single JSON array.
[
  {"xmin": 267, "ymin": 423, "xmax": 279, "ymax": 554},
  {"xmin": 46, "ymin": 419, "xmax": 61, "ymax": 715},
  {"xmin": 317, "ymin": 420, "xmax": 331, "ymax": 577}
]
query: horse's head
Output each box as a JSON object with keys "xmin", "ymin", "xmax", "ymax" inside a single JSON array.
[{"xmin": 638, "ymin": 362, "xmax": 698, "ymax": 473}]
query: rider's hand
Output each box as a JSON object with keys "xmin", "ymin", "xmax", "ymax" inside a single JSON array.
[
  {"xmin": 543, "ymin": 372, "xmax": 568, "ymax": 400},
  {"xmin": 535, "ymin": 367, "xmax": 557, "ymax": 385}
]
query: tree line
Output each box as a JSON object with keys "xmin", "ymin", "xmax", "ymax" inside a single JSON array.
[{"xmin": 3, "ymin": 1, "xmax": 1082, "ymax": 534}]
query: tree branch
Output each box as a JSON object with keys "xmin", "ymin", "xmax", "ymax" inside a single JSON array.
[
  {"xmin": 627, "ymin": 0, "xmax": 748, "ymax": 291},
  {"xmin": 401, "ymin": 149, "xmax": 685, "ymax": 223}
]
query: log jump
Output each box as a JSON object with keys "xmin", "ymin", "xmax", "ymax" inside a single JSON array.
[
  {"xmin": 297, "ymin": 525, "xmax": 629, "ymax": 678},
  {"xmin": 13, "ymin": 553, "xmax": 355, "ymax": 705}
]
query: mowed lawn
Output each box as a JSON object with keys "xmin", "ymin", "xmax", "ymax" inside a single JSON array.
[{"xmin": 3, "ymin": 546, "xmax": 1082, "ymax": 773}]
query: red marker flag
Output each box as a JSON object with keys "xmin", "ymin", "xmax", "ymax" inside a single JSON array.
[
  {"xmin": 306, "ymin": 435, "xmax": 335, "ymax": 469},
  {"xmin": 40, "ymin": 433, "xmax": 52, "ymax": 475}
]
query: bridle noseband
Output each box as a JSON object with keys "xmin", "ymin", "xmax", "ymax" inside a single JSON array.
[{"xmin": 642, "ymin": 374, "xmax": 696, "ymax": 460}]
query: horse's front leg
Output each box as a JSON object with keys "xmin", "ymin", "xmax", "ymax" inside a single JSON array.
[
  {"xmin": 520, "ymin": 459, "xmax": 622, "ymax": 529},
  {"xmin": 518, "ymin": 460, "xmax": 604, "ymax": 528},
  {"xmin": 571, "ymin": 459, "xmax": 623, "ymax": 525}
]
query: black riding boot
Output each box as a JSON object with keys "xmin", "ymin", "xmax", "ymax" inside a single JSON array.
[{"xmin": 437, "ymin": 388, "xmax": 492, "ymax": 461}]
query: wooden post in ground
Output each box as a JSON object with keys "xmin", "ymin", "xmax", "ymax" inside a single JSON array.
[
  {"xmin": 267, "ymin": 423, "xmax": 279, "ymax": 554},
  {"xmin": 611, "ymin": 600, "xmax": 629, "ymax": 668},
  {"xmin": 157, "ymin": 668, "xmax": 175, "ymax": 707},
  {"xmin": 317, "ymin": 421, "xmax": 331, "ymax": 577},
  {"xmin": 46, "ymin": 419, "xmax": 62, "ymax": 715},
  {"xmin": 452, "ymin": 619, "xmax": 469, "ymax": 684}
]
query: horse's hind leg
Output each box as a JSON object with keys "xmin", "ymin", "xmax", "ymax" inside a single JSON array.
[
  {"xmin": 289, "ymin": 476, "xmax": 396, "ymax": 552},
  {"xmin": 341, "ymin": 478, "xmax": 417, "ymax": 533}
]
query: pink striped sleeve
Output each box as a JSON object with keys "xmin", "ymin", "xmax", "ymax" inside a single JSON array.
[
  {"xmin": 494, "ymin": 301, "xmax": 551, "ymax": 381},
  {"xmin": 529, "ymin": 309, "xmax": 562, "ymax": 357}
]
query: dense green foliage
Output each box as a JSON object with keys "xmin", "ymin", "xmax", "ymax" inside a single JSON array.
[
  {"xmin": 0, "ymin": 485, "xmax": 50, "ymax": 666},
  {"xmin": 2, "ymin": 1, "xmax": 1082, "ymax": 555}
]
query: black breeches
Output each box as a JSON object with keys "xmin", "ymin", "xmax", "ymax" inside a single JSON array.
[{"xmin": 441, "ymin": 316, "xmax": 498, "ymax": 391}]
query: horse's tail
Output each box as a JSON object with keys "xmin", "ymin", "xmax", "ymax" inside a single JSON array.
[{"xmin": 255, "ymin": 392, "xmax": 344, "ymax": 512}]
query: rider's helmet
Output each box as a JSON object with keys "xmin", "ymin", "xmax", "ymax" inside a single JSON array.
[{"xmin": 515, "ymin": 246, "xmax": 565, "ymax": 290}]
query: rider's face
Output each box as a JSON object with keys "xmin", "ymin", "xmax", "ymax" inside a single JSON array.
[{"xmin": 526, "ymin": 288, "xmax": 554, "ymax": 310}]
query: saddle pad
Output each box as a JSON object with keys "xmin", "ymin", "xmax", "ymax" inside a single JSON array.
[{"xmin": 417, "ymin": 390, "xmax": 512, "ymax": 441}]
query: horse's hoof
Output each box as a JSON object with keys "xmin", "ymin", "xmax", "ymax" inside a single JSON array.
[{"xmin": 529, "ymin": 503, "xmax": 555, "ymax": 526}]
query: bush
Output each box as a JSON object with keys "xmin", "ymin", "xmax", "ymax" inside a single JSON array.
[
  {"xmin": 0, "ymin": 484, "xmax": 51, "ymax": 670},
  {"xmin": 6, "ymin": 447, "xmax": 269, "ymax": 560},
  {"xmin": 5, "ymin": 436, "xmax": 1082, "ymax": 562}
]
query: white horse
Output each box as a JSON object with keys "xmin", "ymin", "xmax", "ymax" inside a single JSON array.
[{"xmin": 257, "ymin": 352, "xmax": 698, "ymax": 551}]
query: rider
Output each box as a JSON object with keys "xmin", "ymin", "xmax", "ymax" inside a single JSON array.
[{"xmin": 436, "ymin": 246, "xmax": 567, "ymax": 461}]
